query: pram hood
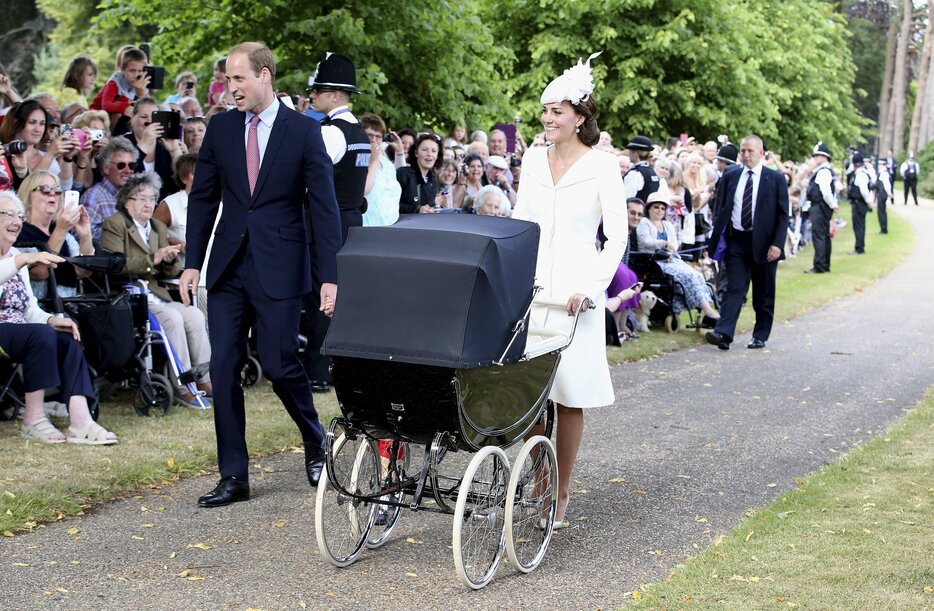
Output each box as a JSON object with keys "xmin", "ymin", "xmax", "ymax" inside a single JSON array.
[{"xmin": 323, "ymin": 214, "xmax": 539, "ymax": 368}]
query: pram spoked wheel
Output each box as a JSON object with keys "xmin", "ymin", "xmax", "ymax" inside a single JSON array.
[
  {"xmin": 452, "ymin": 446, "xmax": 510, "ymax": 589},
  {"xmin": 133, "ymin": 373, "xmax": 173, "ymax": 417},
  {"xmin": 315, "ymin": 430, "xmax": 380, "ymax": 567},
  {"xmin": 365, "ymin": 440, "xmax": 410, "ymax": 550},
  {"xmin": 505, "ymin": 435, "xmax": 557, "ymax": 573}
]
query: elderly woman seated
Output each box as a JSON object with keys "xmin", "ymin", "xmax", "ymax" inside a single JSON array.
[
  {"xmin": 100, "ymin": 172, "xmax": 211, "ymax": 408},
  {"xmin": 636, "ymin": 190, "xmax": 719, "ymax": 321},
  {"xmin": 473, "ymin": 184, "xmax": 512, "ymax": 217},
  {"xmin": 0, "ymin": 191, "xmax": 116, "ymax": 444},
  {"xmin": 15, "ymin": 170, "xmax": 95, "ymax": 303}
]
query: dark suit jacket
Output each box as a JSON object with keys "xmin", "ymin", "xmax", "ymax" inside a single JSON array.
[
  {"xmin": 710, "ymin": 164, "xmax": 789, "ymax": 265},
  {"xmin": 101, "ymin": 209, "xmax": 181, "ymax": 302},
  {"xmin": 185, "ymin": 102, "xmax": 341, "ymax": 300}
]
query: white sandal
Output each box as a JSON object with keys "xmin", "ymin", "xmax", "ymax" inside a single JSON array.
[
  {"xmin": 21, "ymin": 418, "xmax": 66, "ymax": 444},
  {"xmin": 66, "ymin": 422, "xmax": 118, "ymax": 445}
]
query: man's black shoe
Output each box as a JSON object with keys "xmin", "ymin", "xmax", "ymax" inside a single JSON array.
[
  {"xmin": 747, "ymin": 338, "xmax": 767, "ymax": 349},
  {"xmin": 705, "ymin": 331, "xmax": 730, "ymax": 350},
  {"xmin": 198, "ymin": 477, "xmax": 250, "ymax": 507},
  {"xmin": 310, "ymin": 380, "xmax": 331, "ymax": 393},
  {"xmin": 848, "ymin": 250, "xmax": 865, "ymax": 255},
  {"xmin": 305, "ymin": 442, "xmax": 326, "ymax": 487}
]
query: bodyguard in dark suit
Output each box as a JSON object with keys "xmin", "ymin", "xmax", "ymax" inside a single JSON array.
[
  {"xmin": 706, "ymin": 135, "xmax": 788, "ymax": 350},
  {"xmin": 180, "ymin": 42, "xmax": 342, "ymax": 507}
]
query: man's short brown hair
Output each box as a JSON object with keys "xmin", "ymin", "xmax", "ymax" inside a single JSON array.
[{"xmin": 228, "ymin": 42, "xmax": 276, "ymax": 81}]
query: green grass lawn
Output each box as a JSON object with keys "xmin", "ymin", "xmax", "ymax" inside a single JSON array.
[
  {"xmin": 0, "ymin": 206, "xmax": 914, "ymax": 535},
  {"xmin": 609, "ymin": 207, "xmax": 913, "ymax": 364},
  {"xmin": 632, "ymin": 388, "xmax": 934, "ymax": 609}
]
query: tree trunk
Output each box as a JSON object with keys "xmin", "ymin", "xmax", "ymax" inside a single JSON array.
[
  {"xmin": 908, "ymin": 1, "xmax": 933, "ymax": 154},
  {"xmin": 923, "ymin": 45, "xmax": 934, "ymax": 149},
  {"xmin": 878, "ymin": 12, "xmax": 899, "ymax": 154},
  {"xmin": 889, "ymin": 0, "xmax": 913, "ymax": 157}
]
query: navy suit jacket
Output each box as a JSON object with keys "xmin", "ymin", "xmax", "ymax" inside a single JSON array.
[
  {"xmin": 185, "ymin": 102, "xmax": 342, "ymax": 300},
  {"xmin": 710, "ymin": 164, "xmax": 789, "ymax": 264}
]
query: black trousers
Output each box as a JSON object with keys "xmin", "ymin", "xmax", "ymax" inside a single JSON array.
[
  {"xmin": 0, "ymin": 323, "xmax": 94, "ymax": 401},
  {"xmin": 302, "ymin": 209, "xmax": 362, "ymax": 383},
  {"xmin": 904, "ymin": 179, "xmax": 918, "ymax": 205},
  {"xmin": 877, "ymin": 194, "xmax": 888, "ymax": 233},
  {"xmin": 208, "ymin": 246, "xmax": 323, "ymax": 481},
  {"xmin": 809, "ymin": 202, "xmax": 832, "ymax": 272},
  {"xmin": 851, "ymin": 197, "xmax": 868, "ymax": 253},
  {"xmin": 713, "ymin": 231, "xmax": 778, "ymax": 344}
]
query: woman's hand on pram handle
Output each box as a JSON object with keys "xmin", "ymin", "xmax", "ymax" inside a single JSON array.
[
  {"xmin": 566, "ymin": 293, "xmax": 594, "ymax": 317},
  {"xmin": 48, "ymin": 316, "xmax": 81, "ymax": 341}
]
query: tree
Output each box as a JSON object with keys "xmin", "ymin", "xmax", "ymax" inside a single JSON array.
[
  {"xmin": 487, "ymin": 0, "xmax": 861, "ymax": 158},
  {"xmin": 888, "ymin": 0, "xmax": 913, "ymax": 156},
  {"xmin": 878, "ymin": 10, "xmax": 899, "ymax": 153},
  {"xmin": 908, "ymin": 1, "xmax": 933, "ymax": 153},
  {"xmin": 89, "ymin": 0, "xmax": 511, "ymax": 131}
]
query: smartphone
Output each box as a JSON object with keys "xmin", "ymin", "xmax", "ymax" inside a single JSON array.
[
  {"xmin": 628, "ymin": 281, "xmax": 643, "ymax": 291},
  {"xmin": 64, "ymin": 190, "xmax": 80, "ymax": 213},
  {"xmin": 151, "ymin": 110, "xmax": 181, "ymax": 139},
  {"xmin": 143, "ymin": 66, "xmax": 165, "ymax": 90},
  {"xmin": 139, "ymin": 43, "xmax": 151, "ymax": 62}
]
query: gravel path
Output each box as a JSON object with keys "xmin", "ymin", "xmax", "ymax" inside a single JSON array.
[{"xmin": 2, "ymin": 203, "xmax": 933, "ymax": 610}]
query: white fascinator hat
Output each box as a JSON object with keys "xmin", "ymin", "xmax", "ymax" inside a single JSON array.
[{"xmin": 540, "ymin": 52, "xmax": 602, "ymax": 106}]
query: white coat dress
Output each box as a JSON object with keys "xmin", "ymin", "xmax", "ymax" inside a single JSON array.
[{"xmin": 512, "ymin": 145, "xmax": 628, "ymax": 408}]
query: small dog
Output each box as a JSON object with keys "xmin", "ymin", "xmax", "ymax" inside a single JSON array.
[{"xmin": 634, "ymin": 290, "xmax": 658, "ymax": 332}]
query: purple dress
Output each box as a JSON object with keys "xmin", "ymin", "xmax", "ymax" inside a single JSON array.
[{"xmin": 606, "ymin": 262, "xmax": 641, "ymax": 311}]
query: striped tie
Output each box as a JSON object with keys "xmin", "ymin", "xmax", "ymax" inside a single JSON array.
[
  {"xmin": 246, "ymin": 115, "xmax": 260, "ymax": 195},
  {"xmin": 741, "ymin": 170, "xmax": 754, "ymax": 230}
]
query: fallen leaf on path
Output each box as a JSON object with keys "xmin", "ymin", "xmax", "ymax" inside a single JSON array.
[
  {"xmin": 66, "ymin": 528, "xmax": 80, "ymax": 535},
  {"xmin": 13, "ymin": 562, "xmax": 31, "ymax": 567},
  {"xmin": 142, "ymin": 524, "xmax": 155, "ymax": 528},
  {"xmin": 131, "ymin": 535, "xmax": 144, "ymax": 540},
  {"xmin": 273, "ymin": 521, "xmax": 286, "ymax": 528},
  {"xmin": 167, "ymin": 457, "xmax": 175, "ymax": 469},
  {"xmin": 1, "ymin": 531, "xmax": 13, "ymax": 538},
  {"xmin": 405, "ymin": 572, "xmax": 418, "ymax": 578},
  {"xmin": 609, "ymin": 477, "xmax": 627, "ymax": 483},
  {"xmin": 405, "ymin": 537, "xmax": 423, "ymax": 544},
  {"xmin": 187, "ymin": 543, "xmax": 213, "ymax": 550}
]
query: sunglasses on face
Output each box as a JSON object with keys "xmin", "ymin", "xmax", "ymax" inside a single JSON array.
[
  {"xmin": 113, "ymin": 161, "xmax": 134, "ymax": 171},
  {"xmin": 33, "ymin": 185, "xmax": 63, "ymax": 196}
]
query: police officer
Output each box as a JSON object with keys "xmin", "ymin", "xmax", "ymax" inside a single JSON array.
[
  {"xmin": 623, "ymin": 135, "xmax": 660, "ymax": 202},
  {"xmin": 876, "ymin": 158, "xmax": 892, "ymax": 234},
  {"xmin": 899, "ymin": 151, "xmax": 920, "ymax": 206},
  {"xmin": 847, "ymin": 152, "xmax": 875, "ymax": 255},
  {"xmin": 804, "ymin": 142, "xmax": 838, "ymax": 274},
  {"xmin": 304, "ymin": 52, "xmax": 370, "ymax": 392}
]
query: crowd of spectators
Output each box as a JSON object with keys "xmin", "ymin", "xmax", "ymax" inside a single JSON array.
[{"xmin": 0, "ymin": 46, "xmax": 886, "ymax": 442}]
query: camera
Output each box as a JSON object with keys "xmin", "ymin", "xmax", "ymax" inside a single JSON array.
[
  {"xmin": 3, "ymin": 140, "xmax": 27, "ymax": 155},
  {"xmin": 184, "ymin": 81, "xmax": 195, "ymax": 89},
  {"xmin": 383, "ymin": 133, "xmax": 395, "ymax": 142},
  {"xmin": 509, "ymin": 153, "xmax": 521, "ymax": 168},
  {"xmin": 89, "ymin": 128, "xmax": 104, "ymax": 142}
]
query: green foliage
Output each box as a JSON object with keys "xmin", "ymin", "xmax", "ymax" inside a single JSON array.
[
  {"xmin": 491, "ymin": 0, "xmax": 861, "ymax": 158},
  {"xmin": 89, "ymin": 0, "xmax": 511, "ymax": 131},
  {"xmin": 845, "ymin": 15, "xmax": 889, "ymax": 126},
  {"xmin": 917, "ymin": 139, "xmax": 934, "ymax": 198}
]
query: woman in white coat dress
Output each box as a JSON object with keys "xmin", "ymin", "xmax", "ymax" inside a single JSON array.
[{"xmin": 512, "ymin": 53, "xmax": 627, "ymax": 527}]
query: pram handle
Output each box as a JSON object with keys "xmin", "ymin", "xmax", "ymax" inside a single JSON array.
[{"xmin": 532, "ymin": 295, "xmax": 594, "ymax": 351}]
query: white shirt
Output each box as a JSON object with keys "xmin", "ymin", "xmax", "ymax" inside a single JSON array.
[
  {"xmin": 623, "ymin": 162, "xmax": 647, "ymax": 199},
  {"xmin": 855, "ymin": 166, "xmax": 874, "ymax": 203},
  {"xmin": 731, "ymin": 162, "xmax": 763, "ymax": 231},
  {"xmin": 899, "ymin": 159, "xmax": 919, "ymax": 179},
  {"xmin": 813, "ymin": 163, "xmax": 837, "ymax": 209},
  {"xmin": 320, "ymin": 105, "xmax": 358, "ymax": 165},
  {"xmin": 244, "ymin": 98, "xmax": 281, "ymax": 167}
]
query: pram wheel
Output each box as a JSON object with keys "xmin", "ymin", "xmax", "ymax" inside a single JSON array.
[
  {"xmin": 133, "ymin": 373, "xmax": 173, "ymax": 417},
  {"xmin": 315, "ymin": 433, "xmax": 379, "ymax": 567},
  {"xmin": 366, "ymin": 440, "xmax": 409, "ymax": 549},
  {"xmin": 452, "ymin": 446, "xmax": 510, "ymax": 589},
  {"xmin": 505, "ymin": 435, "xmax": 557, "ymax": 573},
  {"xmin": 240, "ymin": 356, "xmax": 262, "ymax": 388}
]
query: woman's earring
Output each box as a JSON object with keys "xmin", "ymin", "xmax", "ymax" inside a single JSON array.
[{"xmin": 575, "ymin": 126, "xmax": 581, "ymax": 133}]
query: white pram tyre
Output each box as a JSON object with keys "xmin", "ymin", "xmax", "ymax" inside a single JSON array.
[
  {"xmin": 365, "ymin": 440, "xmax": 410, "ymax": 549},
  {"xmin": 505, "ymin": 435, "xmax": 557, "ymax": 573},
  {"xmin": 452, "ymin": 446, "xmax": 510, "ymax": 589},
  {"xmin": 315, "ymin": 434, "xmax": 378, "ymax": 567}
]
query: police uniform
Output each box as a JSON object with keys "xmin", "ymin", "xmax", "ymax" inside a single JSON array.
[
  {"xmin": 848, "ymin": 152, "xmax": 874, "ymax": 254},
  {"xmin": 876, "ymin": 163, "xmax": 891, "ymax": 233},
  {"xmin": 623, "ymin": 135, "xmax": 659, "ymax": 202},
  {"xmin": 805, "ymin": 142, "xmax": 837, "ymax": 273}
]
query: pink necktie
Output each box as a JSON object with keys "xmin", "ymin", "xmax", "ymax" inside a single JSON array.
[{"xmin": 246, "ymin": 115, "xmax": 260, "ymax": 195}]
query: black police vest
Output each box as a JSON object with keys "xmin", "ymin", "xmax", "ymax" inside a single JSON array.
[
  {"xmin": 806, "ymin": 166, "xmax": 835, "ymax": 206},
  {"xmin": 322, "ymin": 115, "xmax": 370, "ymax": 212},
  {"xmin": 626, "ymin": 164, "xmax": 660, "ymax": 203}
]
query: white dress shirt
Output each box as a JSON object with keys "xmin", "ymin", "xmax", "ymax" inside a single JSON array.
[
  {"xmin": 813, "ymin": 162, "xmax": 837, "ymax": 209},
  {"xmin": 731, "ymin": 162, "xmax": 763, "ymax": 231}
]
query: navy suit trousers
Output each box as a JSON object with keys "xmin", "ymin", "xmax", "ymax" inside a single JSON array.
[
  {"xmin": 208, "ymin": 245, "xmax": 323, "ymax": 481},
  {"xmin": 714, "ymin": 231, "xmax": 778, "ymax": 344}
]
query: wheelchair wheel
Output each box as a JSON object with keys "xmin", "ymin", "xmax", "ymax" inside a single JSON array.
[
  {"xmin": 133, "ymin": 373, "xmax": 173, "ymax": 417},
  {"xmin": 505, "ymin": 436, "xmax": 557, "ymax": 574},
  {"xmin": 240, "ymin": 356, "xmax": 262, "ymax": 388},
  {"xmin": 665, "ymin": 313, "xmax": 679, "ymax": 333},
  {"xmin": 315, "ymin": 433, "xmax": 379, "ymax": 567},
  {"xmin": 452, "ymin": 446, "xmax": 510, "ymax": 589},
  {"xmin": 366, "ymin": 440, "xmax": 410, "ymax": 550}
]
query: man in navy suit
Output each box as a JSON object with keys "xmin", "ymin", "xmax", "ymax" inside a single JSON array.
[
  {"xmin": 706, "ymin": 135, "xmax": 788, "ymax": 351},
  {"xmin": 180, "ymin": 42, "xmax": 343, "ymax": 507}
]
